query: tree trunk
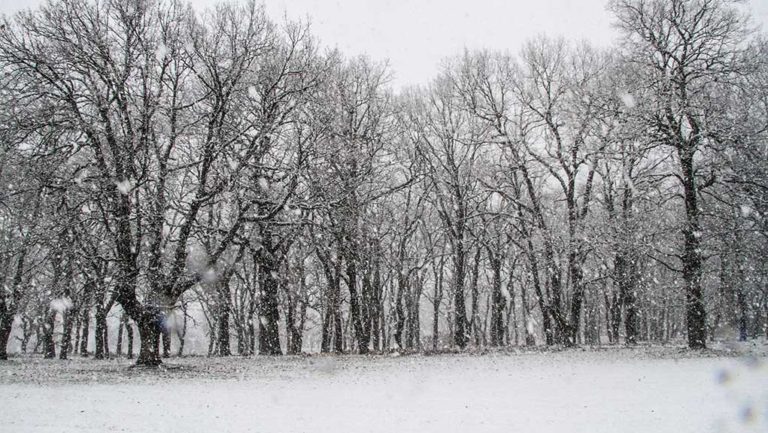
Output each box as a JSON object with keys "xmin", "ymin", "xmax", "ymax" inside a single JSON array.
[
  {"xmin": 0, "ymin": 317, "xmax": 12, "ymax": 360},
  {"xmin": 126, "ymin": 320, "xmax": 134, "ymax": 359},
  {"xmin": 526, "ymin": 243, "xmax": 553, "ymax": 345},
  {"xmin": 286, "ymin": 291, "xmax": 298, "ymax": 355},
  {"xmin": 258, "ymin": 260, "xmax": 282, "ymax": 356},
  {"xmin": 394, "ymin": 270, "xmax": 407, "ymax": 350},
  {"xmin": 286, "ymin": 275, "xmax": 305, "ymax": 355},
  {"xmin": 371, "ymin": 258, "xmax": 383, "ymax": 351},
  {"xmin": 79, "ymin": 308, "xmax": 90, "ymax": 356},
  {"xmin": 321, "ymin": 301, "xmax": 333, "ymax": 353},
  {"xmin": 161, "ymin": 323, "xmax": 171, "ymax": 358},
  {"xmin": 736, "ymin": 286, "xmax": 748, "ymax": 342},
  {"xmin": 345, "ymin": 258, "xmax": 367, "ymax": 354},
  {"xmin": 453, "ymin": 234, "xmax": 468, "ymax": 349},
  {"xmin": 680, "ymin": 150, "xmax": 707, "ymax": 349},
  {"xmin": 94, "ymin": 305, "xmax": 107, "ymax": 359},
  {"xmin": 59, "ymin": 310, "xmax": 74, "ymax": 360},
  {"xmin": 519, "ymin": 273, "xmax": 535, "ymax": 346},
  {"xmin": 509, "ymin": 277, "xmax": 517, "ymax": 346},
  {"xmin": 360, "ymin": 264, "xmax": 373, "ymax": 353},
  {"xmin": 431, "ymin": 258, "xmax": 444, "ymax": 351},
  {"xmin": 136, "ymin": 312, "xmax": 162, "ymax": 366},
  {"xmin": 42, "ymin": 310, "xmax": 56, "ymax": 359},
  {"xmin": 470, "ymin": 248, "xmax": 482, "ymax": 346},
  {"xmin": 116, "ymin": 319, "xmax": 124, "ymax": 356},
  {"xmin": 615, "ymin": 253, "xmax": 638, "ymax": 344},
  {"xmin": 566, "ymin": 249, "xmax": 585, "ymax": 346},
  {"xmin": 489, "ymin": 255, "xmax": 505, "ymax": 347},
  {"xmin": 73, "ymin": 314, "xmax": 81, "ymax": 356},
  {"xmin": 319, "ymin": 249, "xmax": 343, "ymax": 353},
  {"xmin": 217, "ymin": 303, "xmax": 231, "ymax": 356}
]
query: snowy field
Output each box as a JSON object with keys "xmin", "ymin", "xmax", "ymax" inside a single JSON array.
[{"xmin": 1, "ymin": 346, "xmax": 767, "ymax": 433}]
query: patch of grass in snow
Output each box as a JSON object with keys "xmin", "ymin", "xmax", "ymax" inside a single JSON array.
[{"xmin": 0, "ymin": 339, "xmax": 765, "ymax": 385}]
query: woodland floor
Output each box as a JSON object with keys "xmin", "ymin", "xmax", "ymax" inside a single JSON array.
[{"xmin": 0, "ymin": 342, "xmax": 766, "ymax": 433}]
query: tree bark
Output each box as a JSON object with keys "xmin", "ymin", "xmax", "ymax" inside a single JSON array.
[
  {"xmin": 59, "ymin": 310, "xmax": 74, "ymax": 360},
  {"xmin": 489, "ymin": 254, "xmax": 505, "ymax": 347},
  {"xmin": 680, "ymin": 150, "xmax": 707, "ymax": 349},
  {"xmin": 0, "ymin": 317, "xmax": 12, "ymax": 360},
  {"xmin": 615, "ymin": 253, "xmax": 638, "ymax": 345},
  {"xmin": 452, "ymin": 233, "xmax": 468, "ymax": 349},
  {"xmin": 126, "ymin": 320, "xmax": 134, "ymax": 359},
  {"xmin": 469, "ymin": 248, "xmax": 482, "ymax": 346},
  {"xmin": 94, "ymin": 305, "xmax": 107, "ymax": 359},
  {"xmin": 42, "ymin": 310, "xmax": 56, "ymax": 359},
  {"xmin": 79, "ymin": 308, "xmax": 90, "ymax": 356},
  {"xmin": 431, "ymin": 256, "xmax": 444, "ymax": 351},
  {"xmin": 136, "ymin": 311, "xmax": 162, "ymax": 366},
  {"xmin": 116, "ymin": 319, "xmax": 124, "ymax": 356},
  {"xmin": 258, "ymin": 260, "xmax": 282, "ymax": 356},
  {"xmin": 217, "ymin": 302, "xmax": 231, "ymax": 356}
]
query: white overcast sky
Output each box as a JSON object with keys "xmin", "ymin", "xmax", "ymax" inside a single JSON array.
[{"xmin": 1, "ymin": 0, "xmax": 767, "ymax": 87}]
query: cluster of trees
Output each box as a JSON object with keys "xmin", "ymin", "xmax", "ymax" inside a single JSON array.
[{"xmin": 0, "ymin": 0, "xmax": 765, "ymax": 365}]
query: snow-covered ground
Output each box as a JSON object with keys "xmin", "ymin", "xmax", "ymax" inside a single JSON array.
[{"xmin": 1, "ymin": 346, "xmax": 766, "ymax": 433}]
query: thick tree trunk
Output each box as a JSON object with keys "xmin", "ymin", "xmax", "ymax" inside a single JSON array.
[
  {"xmin": 321, "ymin": 302, "xmax": 333, "ymax": 353},
  {"xmin": 606, "ymin": 291, "xmax": 621, "ymax": 344},
  {"xmin": 290, "ymin": 302, "xmax": 306, "ymax": 355},
  {"xmin": 394, "ymin": 270, "xmax": 407, "ymax": 350},
  {"xmin": 453, "ymin": 235, "xmax": 468, "ymax": 349},
  {"xmin": 136, "ymin": 312, "xmax": 162, "ymax": 366},
  {"xmin": 116, "ymin": 320, "xmax": 124, "ymax": 356},
  {"xmin": 0, "ymin": 250, "xmax": 28, "ymax": 360},
  {"xmin": 258, "ymin": 260, "xmax": 282, "ymax": 356},
  {"xmin": 217, "ymin": 304, "xmax": 231, "ymax": 356},
  {"xmin": 0, "ymin": 317, "xmax": 12, "ymax": 360},
  {"xmin": 360, "ymin": 266, "xmax": 373, "ymax": 353},
  {"xmin": 345, "ymin": 259, "xmax": 367, "ymax": 354},
  {"xmin": 94, "ymin": 305, "xmax": 107, "ymax": 359},
  {"xmin": 286, "ymin": 282, "xmax": 304, "ymax": 355},
  {"xmin": 525, "ymin": 243, "xmax": 553, "ymax": 345},
  {"xmin": 79, "ymin": 308, "xmax": 90, "ymax": 356},
  {"xmin": 489, "ymin": 256, "xmax": 505, "ymax": 347},
  {"xmin": 405, "ymin": 275, "xmax": 422, "ymax": 351},
  {"xmin": 736, "ymin": 287, "xmax": 748, "ymax": 342},
  {"xmin": 615, "ymin": 253, "xmax": 638, "ymax": 344},
  {"xmin": 73, "ymin": 315, "xmax": 81, "ymax": 356},
  {"xmin": 431, "ymin": 258, "xmax": 444, "ymax": 351},
  {"xmin": 42, "ymin": 310, "xmax": 56, "ymax": 359},
  {"xmin": 567, "ymin": 254, "xmax": 585, "ymax": 346},
  {"xmin": 516, "ymin": 273, "xmax": 531, "ymax": 347},
  {"xmin": 126, "ymin": 320, "xmax": 134, "ymax": 359},
  {"xmin": 371, "ymin": 259, "xmax": 383, "ymax": 351},
  {"xmin": 286, "ymin": 292, "xmax": 298, "ymax": 355},
  {"xmin": 509, "ymin": 274, "xmax": 518, "ymax": 346},
  {"xmin": 59, "ymin": 311, "xmax": 74, "ymax": 360},
  {"xmin": 469, "ymin": 248, "xmax": 482, "ymax": 346},
  {"xmin": 161, "ymin": 323, "xmax": 171, "ymax": 358},
  {"xmin": 19, "ymin": 320, "xmax": 32, "ymax": 354},
  {"xmin": 319, "ymin": 249, "xmax": 343, "ymax": 354},
  {"xmin": 624, "ymin": 286, "xmax": 638, "ymax": 345},
  {"xmin": 680, "ymin": 150, "xmax": 707, "ymax": 349},
  {"xmin": 520, "ymin": 281, "xmax": 535, "ymax": 347}
]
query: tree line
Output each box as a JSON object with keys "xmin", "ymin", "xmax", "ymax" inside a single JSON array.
[{"xmin": 0, "ymin": 0, "xmax": 766, "ymax": 365}]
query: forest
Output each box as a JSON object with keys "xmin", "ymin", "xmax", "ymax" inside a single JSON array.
[{"xmin": 0, "ymin": 0, "xmax": 766, "ymax": 367}]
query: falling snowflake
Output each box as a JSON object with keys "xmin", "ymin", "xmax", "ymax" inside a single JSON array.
[
  {"xmin": 258, "ymin": 177, "xmax": 270, "ymax": 191},
  {"xmin": 115, "ymin": 179, "xmax": 134, "ymax": 195},
  {"xmin": 203, "ymin": 267, "xmax": 218, "ymax": 283},
  {"xmin": 619, "ymin": 92, "xmax": 636, "ymax": 108},
  {"xmin": 50, "ymin": 297, "xmax": 73, "ymax": 313}
]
